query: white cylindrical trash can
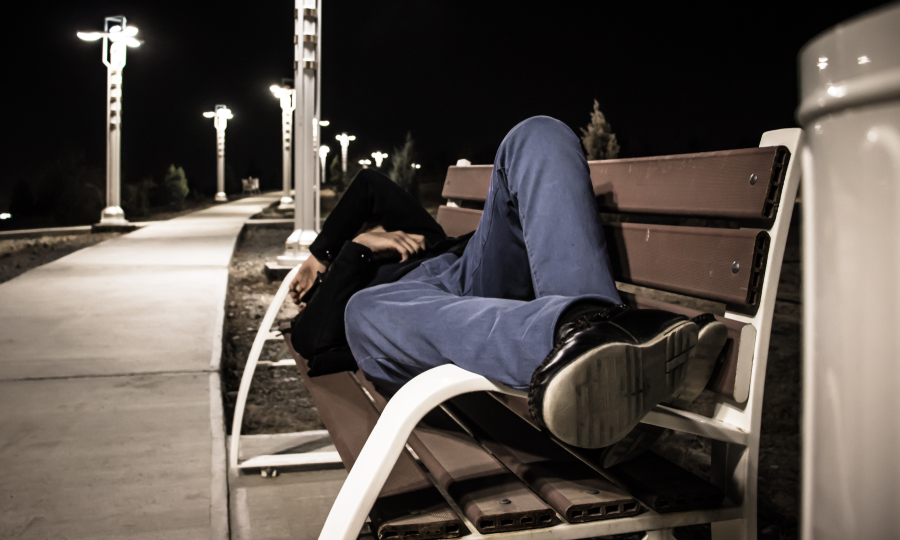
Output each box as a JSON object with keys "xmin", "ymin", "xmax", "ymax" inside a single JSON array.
[{"xmin": 796, "ymin": 4, "xmax": 900, "ymax": 540}]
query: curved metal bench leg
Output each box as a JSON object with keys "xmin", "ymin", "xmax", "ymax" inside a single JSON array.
[
  {"xmin": 228, "ymin": 265, "xmax": 301, "ymax": 469},
  {"xmin": 317, "ymin": 364, "xmax": 526, "ymax": 540}
]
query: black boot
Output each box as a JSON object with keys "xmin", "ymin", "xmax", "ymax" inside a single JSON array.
[
  {"xmin": 528, "ymin": 305, "xmax": 698, "ymax": 449},
  {"xmin": 597, "ymin": 313, "xmax": 728, "ymax": 466}
]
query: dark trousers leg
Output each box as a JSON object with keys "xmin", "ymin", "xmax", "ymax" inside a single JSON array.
[{"xmin": 346, "ymin": 117, "xmax": 621, "ymax": 392}]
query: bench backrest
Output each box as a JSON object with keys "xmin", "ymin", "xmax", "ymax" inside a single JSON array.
[{"xmin": 436, "ymin": 130, "xmax": 802, "ymax": 438}]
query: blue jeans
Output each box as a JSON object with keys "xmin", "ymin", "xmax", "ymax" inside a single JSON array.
[{"xmin": 345, "ymin": 116, "xmax": 621, "ymax": 393}]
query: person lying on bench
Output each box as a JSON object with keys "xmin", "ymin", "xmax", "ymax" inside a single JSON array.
[{"xmin": 289, "ymin": 116, "xmax": 727, "ymax": 460}]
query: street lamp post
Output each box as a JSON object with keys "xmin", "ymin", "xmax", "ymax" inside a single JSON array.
[
  {"xmin": 371, "ymin": 151, "xmax": 388, "ymax": 168},
  {"xmin": 317, "ymin": 144, "xmax": 329, "ymax": 232},
  {"xmin": 276, "ymin": 0, "xmax": 322, "ymax": 266},
  {"xmin": 335, "ymin": 132, "xmax": 356, "ymax": 183},
  {"xmin": 77, "ymin": 16, "xmax": 141, "ymax": 226},
  {"xmin": 270, "ymin": 84, "xmax": 296, "ymax": 210},
  {"xmin": 202, "ymin": 105, "xmax": 233, "ymax": 203}
]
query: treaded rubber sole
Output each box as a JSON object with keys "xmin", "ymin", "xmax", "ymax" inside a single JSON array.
[{"xmin": 540, "ymin": 320, "xmax": 697, "ymax": 448}]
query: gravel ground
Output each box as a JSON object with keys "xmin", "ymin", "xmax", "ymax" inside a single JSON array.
[
  {"xmin": 221, "ymin": 209, "xmax": 803, "ymax": 540},
  {"xmin": 220, "ymin": 225, "xmax": 324, "ymax": 435}
]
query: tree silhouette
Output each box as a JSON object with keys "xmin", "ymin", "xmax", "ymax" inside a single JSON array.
[{"xmin": 580, "ymin": 100, "xmax": 620, "ymax": 160}]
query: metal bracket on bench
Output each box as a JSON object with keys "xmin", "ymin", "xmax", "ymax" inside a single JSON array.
[{"xmin": 229, "ymin": 266, "xmax": 342, "ymax": 471}]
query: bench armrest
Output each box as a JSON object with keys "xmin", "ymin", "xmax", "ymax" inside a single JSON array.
[{"xmin": 319, "ymin": 363, "xmax": 525, "ymax": 540}]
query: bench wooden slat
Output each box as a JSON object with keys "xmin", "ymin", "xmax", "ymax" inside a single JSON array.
[
  {"xmin": 476, "ymin": 393, "xmax": 727, "ymax": 515},
  {"xmin": 605, "ymin": 223, "xmax": 769, "ymax": 309},
  {"xmin": 436, "ymin": 205, "xmax": 482, "ymax": 238},
  {"xmin": 287, "ymin": 338, "xmax": 467, "ymax": 539},
  {"xmin": 437, "ymin": 205, "xmax": 769, "ymax": 311},
  {"xmin": 441, "ymin": 146, "xmax": 789, "ymax": 223},
  {"xmin": 353, "ymin": 374, "xmax": 559, "ymax": 534},
  {"xmin": 448, "ymin": 393, "xmax": 642, "ymax": 523},
  {"xmin": 591, "ymin": 147, "xmax": 789, "ymax": 222}
]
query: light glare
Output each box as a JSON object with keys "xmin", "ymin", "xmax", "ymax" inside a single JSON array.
[
  {"xmin": 0, "ymin": 213, "xmax": 10, "ymax": 220},
  {"xmin": 77, "ymin": 32, "xmax": 103, "ymax": 41},
  {"xmin": 826, "ymin": 85, "xmax": 847, "ymax": 98},
  {"xmin": 858, "ymin": 56, "xmax": 871, "ymax": 65},
  {"xmin": 817, "ymin": 57, "xmax": 828, "ymax": 69},
  {"xmin": 319, "ymin": 120, "xmax": 330, "ymax": 126}
]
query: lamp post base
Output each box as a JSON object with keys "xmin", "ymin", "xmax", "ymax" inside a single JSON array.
[
  {"xmin": 94, "ymin": 206, "xmax": 137, "ymax": 233},
  {"xmin": 214, "ymin": 192, "xmax": 228, "ymax": 203},
  {"xmin": 278, "ymin": 196, "xmax": 294, "ymax": 211},
  {"xmin": 275, "ymin": 228, "xmax": 318, "ymax": 267},
  {"xmin": 99, "ymin": 206, "xmax": 128, "ymax": 225}
]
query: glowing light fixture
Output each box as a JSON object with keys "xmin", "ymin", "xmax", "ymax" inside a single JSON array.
[
  {"xmin": 858, "ymin": 56, "xmax": 871, "ymax": 65},
  {"xmin": 318, "ymin": 120, "xmax": 330, "ymax": 127},
  {"xmin": 76, "ymin": 16, "xmax": 141, "ymax": 225},
  {"xmin": 411, "ymin": 163, "xmax": 421, "ymax": 169},
  {"xmin": 271, "ymin": 83, "xmax": 296, "ymax": 209},
  {"xmin": 359, "ymin": 159, "xmax": 371, "ymax": 168},
  {"xmin": 371, "ymin": 151, "xmax": 388, "ymax": 167},
  {"xmin": 817, "ymin": 57, "xmax": 828, "ymax": 70},
  {"xmin": 203, "ymin": 105, "xmax": 234, "ymax": 202},
  {"xmin": 0, "ymin": 213, "xmax": 11, "ymax": 220},
  {"xmin": 335, "ymin": 133, "xmax": 356, "ymax": 180}
]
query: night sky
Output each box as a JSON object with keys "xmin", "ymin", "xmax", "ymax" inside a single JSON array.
[{"xmin": 1, "ymin": 0, "xmax": 890, "ymax": 208}]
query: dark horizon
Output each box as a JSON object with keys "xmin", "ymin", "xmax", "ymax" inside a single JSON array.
[{"xmin": 1, "ymin": 0, "xmax": 889, "ymax": 211}]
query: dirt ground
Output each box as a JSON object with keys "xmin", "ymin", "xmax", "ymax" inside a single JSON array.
[
  {"xmin": 222, "ymin": 210, "xmax": 803, "ymax": 540},
  {"xmin": 0, "ymin": 233, "xmax": 122, "ymax": 285},
  {"xmin": 220, "ymin": 225, "xmax": 325, "ymax": 435},
  {"xmin": 0, "ymin": 197, "xmax": 221, "ymax": 285}
]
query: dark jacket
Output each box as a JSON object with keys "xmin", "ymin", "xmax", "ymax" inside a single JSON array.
[{"xmin": 291, "ymin": 233, "xmax": 473, "ymax": 376}]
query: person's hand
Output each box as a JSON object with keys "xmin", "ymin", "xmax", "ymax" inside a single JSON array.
[
  {"xmin": 289, "ymin": 254, "xmax": 328, "ymax": 306},
  {"xmin": 353, "ymin": 230, "xmax": 426, "ymax": 262}
]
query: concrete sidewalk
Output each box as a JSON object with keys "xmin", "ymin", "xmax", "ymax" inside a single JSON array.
[{"xmin": 0, "ymin": 196, "xmax": 278, "ymax": 539}]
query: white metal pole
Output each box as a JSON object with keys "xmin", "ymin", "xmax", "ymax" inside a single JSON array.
[
  {"xmin": 797, "ymin": 4, "xmax": 900, "ymax": 540},
  {"xmin": 314, "ymin": 0, "xmax": 322, "ymax": 232},
  {"xmin": 277, "ymin": 0, "xmax": 320, "ymax": 265},
  {"xmin": 206, "ymin": 105, "xmax": 231, "ymax": 203},
  {"xmin": 216, "ymin": 127, "xmax": 226, "ymax": 202},
  {"xmin": 277, "ymin": 89, "xmax": 295, "ymax": 210}
]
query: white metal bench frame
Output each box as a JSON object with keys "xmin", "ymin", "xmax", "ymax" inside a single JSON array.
[{"xmin": 232, "ymin": 128, "xmax": 803, "ymax": 540}]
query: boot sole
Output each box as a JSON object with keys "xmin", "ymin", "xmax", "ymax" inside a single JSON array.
[
  {"xmin": 540, "ymin": 320, "xmax": 697, "ymax": 448},
  {"xmin": 668, "ymin": 318, "xmax": 728, "ymax": 409}
]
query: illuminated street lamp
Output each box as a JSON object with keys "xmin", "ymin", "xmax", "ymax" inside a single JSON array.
[
  {"xmin": 317, "ymin": 145, "xmax": 329, "ymax": 231},
  {"xmin": 76, "ymin": 16, "xmax": 141, "ymax": 225},
  {"xmin": 275, "ymin": 0, "xmax": 322, "ymax": 266},
  {"xmin": 358, "ymin": 159, "xmax": 371, "ymax": 168},
  {"xmin": 335, "ymin": 133, "xmax": 356, "ymax": 183},
  {"xmin": 202, "ymin": 105, "xmax": 233, "ymax": 203},
  {"xmin": 270, "ymin": 84, "xmax": 296, "ymax": 209},
  {"xmin": 411, "ymin": 163, "xmax": 421, "ymax": 169},
  {"xmin": 371, "ymin": 151, "xmax": 388, "ymax": 168}
]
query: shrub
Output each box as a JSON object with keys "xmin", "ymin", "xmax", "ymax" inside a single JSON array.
[
  {"xmin": 580, "ymin": 100, "xmax": 620, "ymax": 160},
  {"xmin": 164, "ymin": 165, "xmax": 190, "ymax": 210},
  {"xmin": 122, "ymin": 176, "xmax": 156, "ymax": 217},
  {"xmin": 388, "ymin": 132, "xmax": 416, "ymax": 194}
]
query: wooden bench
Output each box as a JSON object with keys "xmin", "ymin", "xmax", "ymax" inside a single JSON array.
[{"xmin": 231, "ymin": 127, "xmax": 803, "ymax": 540}]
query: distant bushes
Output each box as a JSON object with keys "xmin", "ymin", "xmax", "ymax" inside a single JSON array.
[
  {"xmin": 164, "ymin": 165, "xmax": 190, "ymax": 210},
  {"xmin": 121, "ymin": 164, "xmax": 191, "ymax": 217}
]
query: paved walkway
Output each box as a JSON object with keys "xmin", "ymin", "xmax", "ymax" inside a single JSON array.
[{"xmin": 0, "ymin": 195, "xmax": 279, "ymax": 539}]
